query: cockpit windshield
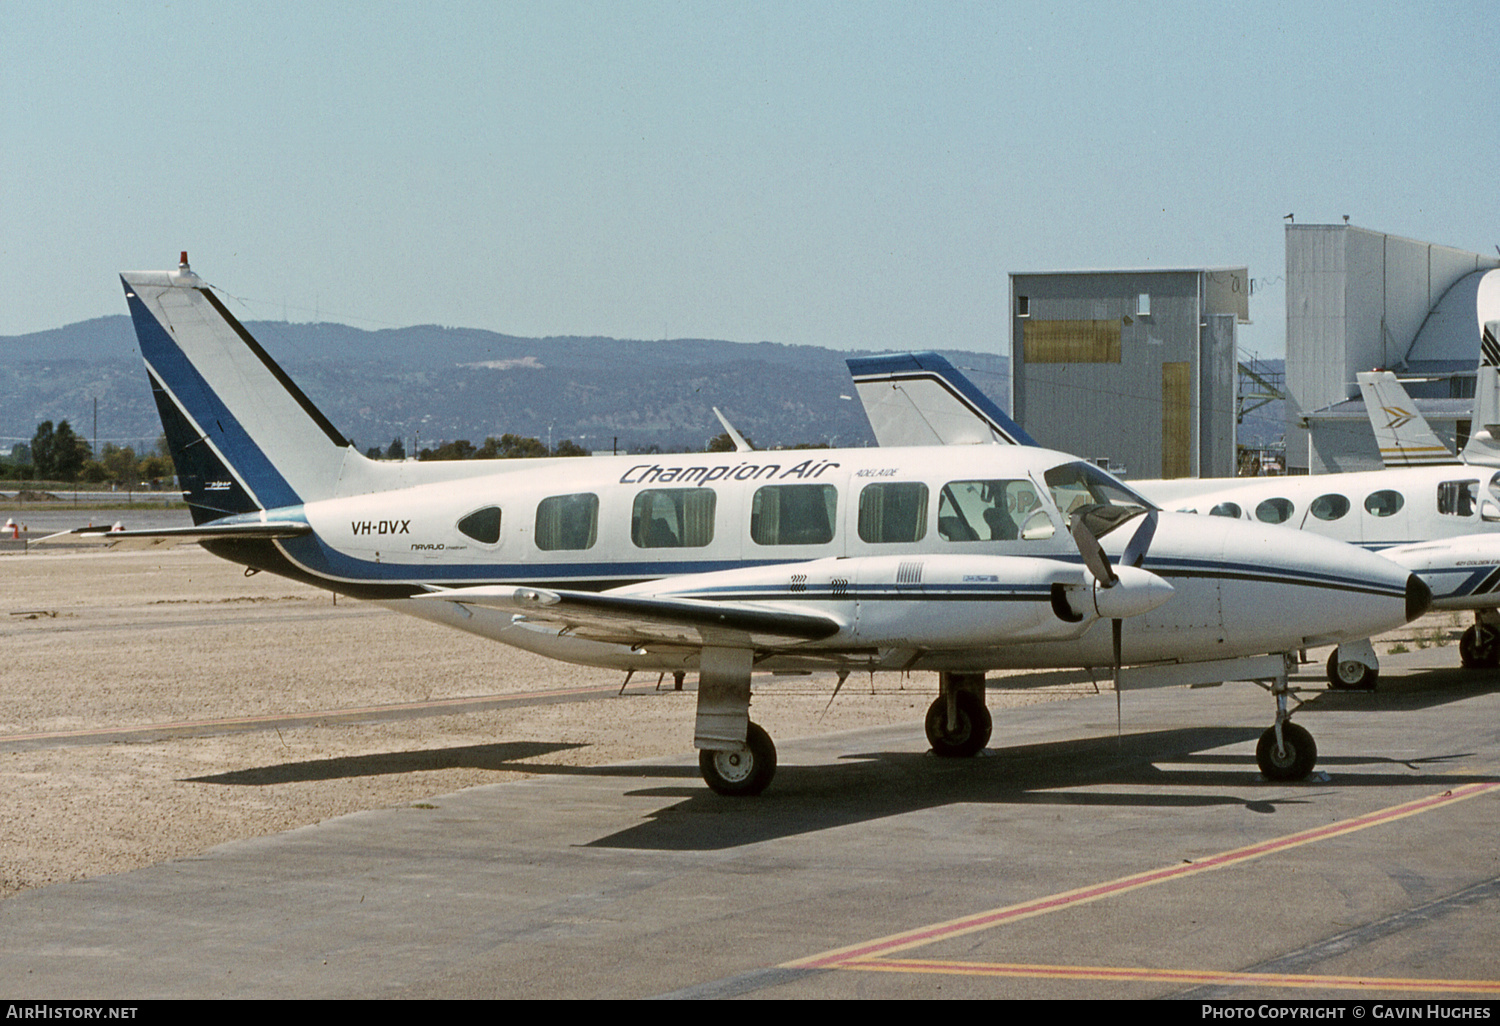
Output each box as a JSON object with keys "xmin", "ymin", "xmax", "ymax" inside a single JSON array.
[{"xmin": 1042, "ymin": 461, "xmax": 1156, "ymax": 536}]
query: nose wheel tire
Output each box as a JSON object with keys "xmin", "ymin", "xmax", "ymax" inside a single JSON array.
[
  {"xmin": 699, "ymin": 721, "xmax": 777, "ymax": 796},
  {"xmin": 1326, "ymin": 651, "xmax": 1378, "ymax": 690},
  {"xmin": 924, "ymin": 691, "xmax": 993, "ymax": 758},
  {"xmin": 1256, "ymin": 722, "xmax": 1317, "ymax": 781}
]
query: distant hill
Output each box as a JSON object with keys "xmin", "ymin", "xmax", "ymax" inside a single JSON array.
[{"xmin": 0, "ymin": 316, "xmax": 1011, "ymax": 454}]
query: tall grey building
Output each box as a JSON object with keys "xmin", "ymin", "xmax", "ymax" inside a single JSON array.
[{"xmin": 1009, "ymin": 268, "xmax": 1249, "ymax": 480}]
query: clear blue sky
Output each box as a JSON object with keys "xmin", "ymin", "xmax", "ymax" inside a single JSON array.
[{"xmin": 3, "ymin": 1, "xmax": 1495, "ymax": 359}]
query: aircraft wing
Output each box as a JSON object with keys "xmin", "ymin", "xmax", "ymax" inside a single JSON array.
[
  {"xmin": 847, "ymin": 352, "xmax": 1036, "ymax": 447},
  {"xmin": 35, "ymin": 521, "xmax": 313, "ymax": 549},
  {"xmin": 418, "ymin": 585, "xmax": 845, "ymax": 649}
]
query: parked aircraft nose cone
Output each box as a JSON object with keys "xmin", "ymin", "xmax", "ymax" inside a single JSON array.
[{"xmin": 1406, "ymin": 574, "xmax": 1432, "ymax": 622}]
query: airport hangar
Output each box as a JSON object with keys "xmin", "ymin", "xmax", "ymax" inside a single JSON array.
[
  {"xmin": 1284, "ymin": 223, "xmax": 1500, "ymax": 474},
  {"xmin": 1006, "ymin": 224, "xmax": 1499, "ymax": 480}
]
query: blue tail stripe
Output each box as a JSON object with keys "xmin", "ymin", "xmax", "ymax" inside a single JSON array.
[{"xmin": 123, "ymin": 281, "xmax": 301, "ymax": 510}]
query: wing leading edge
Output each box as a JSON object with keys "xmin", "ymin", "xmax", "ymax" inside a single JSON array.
[{"xmin": 418, "ymin": 585, "xmax": 845, "ymax": 649}]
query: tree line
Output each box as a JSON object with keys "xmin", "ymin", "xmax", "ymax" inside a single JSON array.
[
  {"xmin": 364, "ymin": 433, "xmax": 591, "ymax": 461},
  {"xmin": 1, "ymin": 420, "xmax": 175, "ymax": 486}
]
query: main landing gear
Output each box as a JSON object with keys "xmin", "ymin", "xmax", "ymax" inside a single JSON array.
[
  {"xmin": 694, "ymin": 646, "xmax": 779, "ymax": 796},
  {"xmin": 699, "ymin": 722, "xmax": 777, "ymax": 796},
  {"xmin": 1459, "ymin": 612, "xmax": 1500, "ymax": 669},
  {"xmin": 924, "ymin": 672, "xmax": 993, "ymax": 757},
  {"xmin": 1325, "ymin": 638, "xmax": 1379, "ymax": 691}
]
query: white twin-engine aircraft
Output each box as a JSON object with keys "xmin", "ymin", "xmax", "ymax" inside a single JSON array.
[
  {"xmin": 849, "ymin": 345, "xmax": 1500, "ymax": 690},
  {"xmin": 87, "ymin": 257, "xmax": 1429, "ymax": 796}
]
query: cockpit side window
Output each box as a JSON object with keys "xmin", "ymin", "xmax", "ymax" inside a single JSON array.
[
  {"xmin": 938, "ymin": 479, "xmax": 1054, "ymax": 541},
  {"xmin": 1437, "ymin": 480, "xmax": 1480, "ymax": 517},
  {"xmin": 1209, "ymin": 501, "xmax": 1242, "ymax": 518}
]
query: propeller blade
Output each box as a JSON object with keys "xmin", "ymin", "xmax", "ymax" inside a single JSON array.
[
  {"xmin": 1121, "ymin": 510, "xmax": 1158, "ymax": 568},
  {"xmin": 1113, "ymin": 616, "xmax": 1123, "ymax": 739},
  {"xmin": 1070, "ymin": 515, "xmax": 1117, "ymax": 588}
]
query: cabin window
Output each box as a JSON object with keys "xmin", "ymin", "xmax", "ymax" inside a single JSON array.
[
  {"xmin": 1364, "ymin": 490, "xmax": 1404, "ymax": 517},
  {"xmin": 1437, "ymin": 480, "xmax": 1480, "ymax": 517},
  {"xmin": 939, "ymin": 479, "xmax": 1052, "ymax": 541},
  {"xmin": 858, "ymin": 482, "xmax": 928, "ymax": 543},
  {"xmin": 631, "ymin": 489, "xmax": 716, "ymax": 548},
  {"xmin": 1308, "ymin": 494, "xmax": 1350, "ymax": 521},
  {"xmin": 1208, "ymin": 502, "xmax": 1242, "ymax": 518},
  {"xmin": 751, "ymin": 484, "xmax": 837, "ymax": 546},
  {"xmin": 535, "ymin": 493, "xmax": 599, "ymax": 551},
  {"xmin": 1255, "ymin": 497, "xmax": 1294, "ymax": 524},
  {"xmin": 457, "ymin": 505, "xmax": 502, "ymax": 545}
]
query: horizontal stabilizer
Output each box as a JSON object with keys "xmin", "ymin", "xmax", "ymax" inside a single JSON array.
[
  {"xmin": 36, "ymin": 520, "xmax": 312, "ymax": 549},
  {"xmin": 418, "ymin": 584, "xmax": 843, "ymax": 648}
]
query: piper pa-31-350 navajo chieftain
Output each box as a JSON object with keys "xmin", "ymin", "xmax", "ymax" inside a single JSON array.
[{"xmin": 76, "ymin": 257, "xmax": 1430, "ymax": 795}]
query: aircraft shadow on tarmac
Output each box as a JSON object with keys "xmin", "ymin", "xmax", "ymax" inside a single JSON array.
[
  {"xmin": 582, "ymin": 725, "xmax": 1500, "ymax": 851},
  {"xmin": 181, "ymin": 739, "xmax": 588, "ymax": 785},
  {"xmin": 184, "ymin": 722, "xmax": 1496, "ymax": 850},
  {"xmin": 1294, "ymin": 663, "xmax": 1500, "ymax": 714}
]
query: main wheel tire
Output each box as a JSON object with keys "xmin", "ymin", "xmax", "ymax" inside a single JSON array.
[
  {"xmin": 1256, "ymin": 722, "xmax": 1317, "ymax": 782},
  {"xmin": 1326, "ymin": 651, "xmax": 1378, "ymax": 690},
  {"xmin": 924, "ymin": 691, "xmax": 993, "ymax": 758},
  {"xmin": 699, "ymin": 721, "xmax": 777, "ymax": 796},
  {"xmin": 1459, "ymin": 625, "xmax": 1500, "ymax": 669}
]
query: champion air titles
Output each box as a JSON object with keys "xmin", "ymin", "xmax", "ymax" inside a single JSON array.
[{"xmin": 619, "ymin": 459, "xmax": 841, "ymax": 486}]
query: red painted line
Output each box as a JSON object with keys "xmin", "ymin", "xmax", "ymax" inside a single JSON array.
[{"xmin": 785, "ymin": 782, "xmax": 1500, "ymax": 969}]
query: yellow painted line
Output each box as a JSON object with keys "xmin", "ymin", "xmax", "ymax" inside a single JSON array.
[
  {"xmin": 785, "ymin": 782, "xmax": 1500, "ymax": 970},
  {"xmin": 845, "ymin": 958, "xmax": 1500, "ymax": 995}
]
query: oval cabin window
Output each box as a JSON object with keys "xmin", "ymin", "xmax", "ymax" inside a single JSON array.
[
  {"xmin": 1255, "ymin": 498, "xmax": 1294, "ymax": 524},
  {"xmin": 1309, "ymin": 494, "xmax": 1350, "ymax": 521}
]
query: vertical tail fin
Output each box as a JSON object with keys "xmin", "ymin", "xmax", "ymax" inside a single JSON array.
[
  {"xmin": 846, "ymin": 351, "xmax": 1035, "ymax": 448},
  {"xmin": 121, "ymin": 257, "xmax": 354, "ymax": 524},
  {"xmin": 1461, "ymin": 321, "xmax": 1500, "ymax": 468},
  {"xmin": 1355, "ymin": 371, "xmax": 1457, "ymax": 467}
]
